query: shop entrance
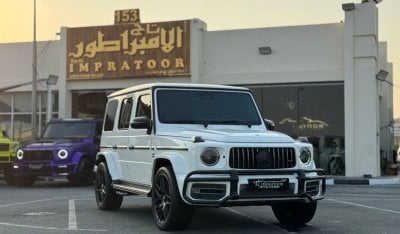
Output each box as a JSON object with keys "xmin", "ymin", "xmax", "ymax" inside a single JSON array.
[
  {"xmin": 72, "ymin": 90, "xmax": 115, "ymax": 118},
  {"xmin": 247, "ymin": 82, "xmax": 345, "ymax": 175}
]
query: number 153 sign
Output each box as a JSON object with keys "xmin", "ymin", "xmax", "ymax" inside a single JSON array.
[{"xmin": 115, "ymin": 9, "xmax": 140, "ymax": 24}]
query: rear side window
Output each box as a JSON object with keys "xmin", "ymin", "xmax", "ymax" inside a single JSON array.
[
  {"xmin": 118, "ymin": 98, "xmax": 133, "ymax": 129},
  {"xmin": 104, "ymin": 100, "xmax": 118, "ymax": 131}
]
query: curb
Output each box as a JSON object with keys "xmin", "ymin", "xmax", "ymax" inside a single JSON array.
[{"xmin": 326, "ymin": 176, "xmax": 400, "ymax": 185}]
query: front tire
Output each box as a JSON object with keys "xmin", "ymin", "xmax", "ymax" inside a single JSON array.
[
  {"xmin": 152, "ymin": 166, "xmax": 194, "ymax": 231},
  {"xmin": 272, "ymin": 201, "xmax": 317, "ymax": 226},
  {"xmin": 68, "ymin": 157, "xmax": 94, "ymax": 186},
  {"xmin": 95, "ymin": 162, "xmax": 123, "ymax": 210}
]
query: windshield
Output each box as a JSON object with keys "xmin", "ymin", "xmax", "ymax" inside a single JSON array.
[
  {"xmin": 157, "ymin": 89, "xmax": 261, "ymax": 126},
  {"xmin": 42, "ymin": 122, "xmax": 93, "ymax": 139}
]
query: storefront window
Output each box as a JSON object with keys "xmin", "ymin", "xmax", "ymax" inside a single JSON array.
[
  {"xmin": 40, "ymin": 93, "xmax": 59, "ymax": 112},
  {"xmin": 0, "ymin": 95, "xmax": 12, "ymax": 112},
  {"xmin": 0, "ymin": 115, "xmax": 12, "ymax": 138},
  {"xmin": 248, "ymin": 83, "xmax": 345, "ymax": 175},
  {"xmin": 13, "ymin": 114, "xmax": 33, "ymax": 145},
  {"xmin": 14, "ymin": 94, "xmax": 34, "ymax": 112},
  {"xmin": 72, "ymin": 91, "xmax": 114, "ymax": 118},
  {"xmin": 0, "ymin": 93, "xmax": 51, "ymax": 143}
]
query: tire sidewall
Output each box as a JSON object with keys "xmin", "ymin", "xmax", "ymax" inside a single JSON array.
[
  {"xmin": 95, "ymin": 162, "xmax": 122, "ymax": 210},
  {"xmin": 152, "ymin": 166, "xmax": 193, "ymax": 231}
]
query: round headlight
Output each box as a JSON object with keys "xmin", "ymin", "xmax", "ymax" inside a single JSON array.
[
  {"xmin": 57, "ymin": 149, "xmax": 68, "ymax": 159},
  {"xmin": 299, "ymin": 147, "xmax": 312, "ymax": 164},
  {"xmin": 200, "ymin": 148, "xmax": 220, "ymax": 166},
  {"xmin": 16, "ymin": 149, "xmax": 24, "ymax": 160}
]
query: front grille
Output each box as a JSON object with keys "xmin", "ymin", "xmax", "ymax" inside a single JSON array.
[
  {"xmin": 0, "ymin": 156, "xmax": 10, "ymax": 162},
  {"xmin": 229, "ymin": 147, "xmax": 296, "ymax": 169},
  {"xmin": 0, "ymin": 143, "xmax": 9, "ymax": 151},
  {"xmin": 24, "ymin": 150, "xmax": 54, "ymax": 161}
]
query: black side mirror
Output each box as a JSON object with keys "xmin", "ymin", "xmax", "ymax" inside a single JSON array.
[
  {"xmin": 264, "ymin": 119, "xmax": 275, "ymax": 131},
  {"xmin": 130, "ymin": 116, "xmax": 152, "ymax": 131},
  {"xmin": 131, "ymin": 116, "xmax": 151, "ymax": 129}
]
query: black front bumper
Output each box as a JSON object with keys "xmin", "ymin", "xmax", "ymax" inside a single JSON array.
[{"xmin": 182, "ymin": 169, "xmax": 325, "ymax": 206}]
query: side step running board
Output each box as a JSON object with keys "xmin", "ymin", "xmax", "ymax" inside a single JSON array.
[{"xmin": 112, "ymin": 183, "xmax": 151, "ymax": 195}]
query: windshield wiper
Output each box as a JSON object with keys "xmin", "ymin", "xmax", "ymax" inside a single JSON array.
[
  {"xmin": 206, "ymin": 120, "xmax": 254, "ymax": 128},
  {"xmin": 165, "ymin": 120, "xmax": 210, "ymax": 128}
]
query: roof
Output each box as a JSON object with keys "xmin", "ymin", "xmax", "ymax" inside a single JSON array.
[{"xmin": 108, "ymin": 83, "xmax": 249, "ymax": 98}]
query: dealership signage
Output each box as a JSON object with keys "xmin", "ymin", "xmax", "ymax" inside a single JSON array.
[{"xmin": 67, "ymin": 16, "xmax": 191, "ymax": 80}]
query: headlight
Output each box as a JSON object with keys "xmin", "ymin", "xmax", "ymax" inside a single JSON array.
[
  {"xmin": 16, "ymin": 149, "xmax": 24, "ymax": 160},
  {"xmin": 299, "ymin": 147, "xmax": 312, "ymax": 164},
  {"xmin": 57, "ymin": 149, "xmax": 68, "ymax": 159},
  {"xmin": 200, "ymin": 148, "xmax": 220, "ymax": 166}
]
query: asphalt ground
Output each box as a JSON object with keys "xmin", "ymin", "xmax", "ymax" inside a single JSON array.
[{"xmin": 0, "ymin": 176, "xmax": 400, "ymax": 233}]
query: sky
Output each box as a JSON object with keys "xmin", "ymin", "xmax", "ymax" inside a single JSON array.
[{"xmin": 0, "ymin": 0, "xmax": 399, "ymax": 118}]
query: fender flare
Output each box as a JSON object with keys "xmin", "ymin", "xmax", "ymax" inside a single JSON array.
[
  {"xmin": 152, "ymin": 152, "xmax": 189, "ymax": 197},
  {"xmin": 152, "ymin": 152, "xmax": 188, "ymax": 175},
  {"xmin": 96, "ymin": 150, "xmax": 122, "ymax": 180}
]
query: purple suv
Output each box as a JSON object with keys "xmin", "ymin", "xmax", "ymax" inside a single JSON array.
[{"xmin": 13, "ymin": 119, "xmax": 102, "ymax": 186}]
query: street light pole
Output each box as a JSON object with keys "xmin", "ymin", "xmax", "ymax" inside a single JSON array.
[{"xmin": 31, "ymin": 0, "xmax": 37, "ymax": 142}]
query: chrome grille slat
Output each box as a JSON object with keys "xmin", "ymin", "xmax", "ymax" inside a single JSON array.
[{"xmin": 229, "ymin": 147, "xmax": 296, "ymax": 169}]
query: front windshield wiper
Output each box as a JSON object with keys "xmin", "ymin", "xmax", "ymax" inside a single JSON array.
[
  {"xmin": 165, "ymin": 119, "xmax": 256, "ymax": 128},
  {"xmin": 174, "ymin": 119, "xmax": 208, "ymax": 128},
  {"xmin": 206, "ymin": 120, "xmax": 255, "ymax": 128}
]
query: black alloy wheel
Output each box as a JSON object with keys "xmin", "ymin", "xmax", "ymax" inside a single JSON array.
[
  {"xmin": 95, "ymin": 162, "xmax": 123, "ymax": 210},
  {"xmin": 152, "ymin": 166, "xmax": 194, "ymax": 231}
]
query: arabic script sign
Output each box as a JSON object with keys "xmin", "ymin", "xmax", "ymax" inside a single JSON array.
[{"xmin": 66, "ymin": 20, "xmax": 191, "ymax": 80}]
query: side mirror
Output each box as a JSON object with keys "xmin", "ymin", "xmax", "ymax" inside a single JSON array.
[
  {"xmin": 264, "ymin": 119, "xmax": 275, "ymax": 131},
  {"xmin": 297, "ymin": 136, "xmax": 309, "ymax": 143},
  {"xmin": 130, "ymin": 116, "xmax": 152, "ymax": 130}
]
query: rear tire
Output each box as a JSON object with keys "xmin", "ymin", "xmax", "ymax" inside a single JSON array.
[
  {"xmin": 272, "ymin": 201, "xmax": 317, "ymax": 226},
  {"xmin": 152, "ymin": 166, "xmax": 194, "ymax": 231},
  {"xmin": 95, "ymin": 162, "xmax": 123, "ymax": 210}
]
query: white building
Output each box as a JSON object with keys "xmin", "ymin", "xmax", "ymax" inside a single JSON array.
[{"xmin": 0, "ymin": 1, "xmax": 394, "ymax": 177}]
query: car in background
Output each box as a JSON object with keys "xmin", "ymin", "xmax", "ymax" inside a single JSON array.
[
  {"xmin": 13, "ymin": 119, "xmax": 102, "ymax": 186},
  {"xmin": 0, "ymin": 130, "xmax": 19, "ymax": 185}
]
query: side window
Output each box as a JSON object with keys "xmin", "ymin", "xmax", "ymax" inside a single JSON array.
[
  {"xmin": 118, "ymin": 98, "xmax": 134, "ymax": 129},
  {"xmin": 136, "ymin": 94, "xmax": 151, "ymax": 118},
  {"xmin": 104, "ymin": 100, "xmax": 118, "ymax": 131}
]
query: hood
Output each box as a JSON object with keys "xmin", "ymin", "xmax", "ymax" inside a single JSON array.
[
  {"xmin": 23, "ymin": 138, "xmax": 82, "ymax": 150},
  {"xmin": 159, "ymin": 128, "xmax": 294, "ymax": 143}
]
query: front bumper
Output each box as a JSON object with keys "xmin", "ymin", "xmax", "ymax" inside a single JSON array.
[
  {"xmin": 13, "ymin": 161, "xmax": 77, "ymax": 177},
  {"xmin": 182, "ymin": 169, "xmax": 325, "ymax": 206}
]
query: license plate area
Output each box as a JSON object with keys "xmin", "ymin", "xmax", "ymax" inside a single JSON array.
[
  {"xmin": 249, "ymin": 178, "xmax": 288, "ymax": 190},
  {"xmin": 240, "ymin": 178, "xmax": 293, "ymax": 196},
  {"xmin": 28, "ymin": 164, "xmax": 44, "ymax": 169}
]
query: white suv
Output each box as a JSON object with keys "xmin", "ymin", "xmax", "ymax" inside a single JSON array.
[{"xmin": 95, "ymin": 83, "xmax": 325, "ymax": 231}]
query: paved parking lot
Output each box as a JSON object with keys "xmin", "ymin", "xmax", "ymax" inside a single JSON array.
[{"xmin": 0, "ymin": 176, "xmax": 400, "ymax": 233}]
